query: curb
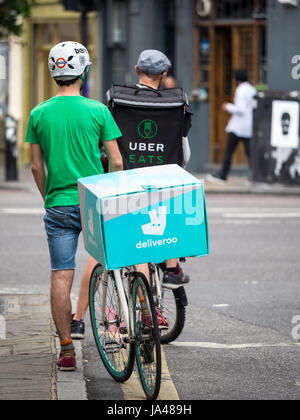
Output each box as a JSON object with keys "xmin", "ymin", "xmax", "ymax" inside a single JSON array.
[
  {"xmin": 1, "ymin": 168, "xmax": 300, "ymax": 196},
  {"xmin": 54, "ymin": 295, "xmax": 88, "ymax": 401},
  {"xmin": 195, "ymin": 175, "xmax": 300, "ymax": 196},
  {"xmin": 55, "ymin": 337, "xmax": 88, "ymax": 401}
]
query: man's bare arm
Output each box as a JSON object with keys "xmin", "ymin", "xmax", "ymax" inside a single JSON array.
[
  {"xmin": 103, "ymin": 140, "xmax": 123, "ymax": 172},
  {"xmin": 30, "ymin": 144, "xmax": 46, "ymax": 201}
]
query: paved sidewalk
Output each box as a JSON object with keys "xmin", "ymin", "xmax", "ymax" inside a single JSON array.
[
  {"xmin": 0, "ymin": 294, "xmax": 56, "ymax": 400},
  {"xmin": 0, "ymin": 294, "xmax": 87, "ymax": 401}
]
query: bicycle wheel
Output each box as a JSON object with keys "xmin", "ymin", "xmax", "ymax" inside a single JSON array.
[
  {"xmin": 89, "ymin": 264, "xmax": 135, "ymax": 383},
  {"xmin": 159, "ymin": 288, "xmax": 186, "ymax": 344},
  {"xmin": 152, "ymin": 264, "xmax": 186, "ymax": 345},
  {"xmin": 131, "ymin": 272, "xmax": 161, "ymax": 400}
]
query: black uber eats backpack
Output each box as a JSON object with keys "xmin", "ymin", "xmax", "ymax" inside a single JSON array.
[{"xmin": 107, "ymin": 85, "xmax": 192, "ymax": 170}]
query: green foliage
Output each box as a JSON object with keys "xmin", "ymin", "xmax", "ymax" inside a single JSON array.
[{"xmin": 0, "ymin": 0, "xmax": 36, "ymax": 39}]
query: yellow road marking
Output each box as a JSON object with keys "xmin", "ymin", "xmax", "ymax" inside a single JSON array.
[{"xmin": 121, "ymin": 347, "xmax": 179, "ymax": 400}]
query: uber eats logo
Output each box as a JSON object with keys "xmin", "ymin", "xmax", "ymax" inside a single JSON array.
[
  {"xmin": 129, "ymin": 119, "xmax": 165, "ymax": 165},
  {"xmin": 138, "ymin": 119, "xmax": 158, "ymax": 139}
]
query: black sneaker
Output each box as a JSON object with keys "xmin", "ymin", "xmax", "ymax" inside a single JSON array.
[
  {"xmin": 71, "ymin": 318, "xmax": 85, "ymax": 340},
  {"xmin": 162, "ymin": 268, "xmax": 190, "ymax": 290},
  {"xmin": 206, "ymin": 173, "xmax": 227, "ymax": 185}
]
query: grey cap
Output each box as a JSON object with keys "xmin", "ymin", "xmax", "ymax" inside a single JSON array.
[{"xmin": 137, "ymin": 49, "xmax": 172, "ymax": 75}]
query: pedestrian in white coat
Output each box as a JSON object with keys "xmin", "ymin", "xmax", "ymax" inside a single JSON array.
[{"xmin": 207, "ymin": 69, "xmax": 256, "ymax": 184}]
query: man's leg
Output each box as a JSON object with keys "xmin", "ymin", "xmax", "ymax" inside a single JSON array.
[
  {"xmin": 135, "ymin": 263, "xmax": 169, "ymax": 328},
  {"xmin": 44, "ymin": 205, "xmax": 81, "ymax": 368},
  {"xmin": 166, "ymin": 259, "xmax": 178, "ymax": 269},
  {"xmin": 74, "ymin": 257, "xmax": 98, "ymax": 322},
  {"xmin": 51, "ymin": 269, "xmax": 74, "ymax": 342},
  {"xmin": 135, "ymin": 263, "xmax": 150, "ymax": 280},
  {"xmin": 51, "ymin": 269, "xmax": 77, "ymax": 371},
  {"xmin": 243, "ymin": 137, "xmax": 250, "ymax": 160},
  {"xmin": 220, "ymin": 133, "xmax": 240, "ymax": 180},
  {"xmin": 242, "ymin": 137, "xmax": 252, "ymax": 179}
]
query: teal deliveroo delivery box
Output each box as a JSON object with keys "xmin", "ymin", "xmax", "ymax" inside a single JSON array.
[{"xmin": 78, "ymin": 164, "xmax": 209, "ymax": 270}]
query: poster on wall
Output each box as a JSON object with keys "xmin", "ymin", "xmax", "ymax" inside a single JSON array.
[{"xmin": 271, "ymin": 100, "xmax": 300, "ymax": 149}]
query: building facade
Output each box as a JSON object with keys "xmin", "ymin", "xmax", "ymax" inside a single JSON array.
[
  {"xmin": 2, "ymin": 0, "xmax": 299, "ymax": 172},
  {"xmin": 96, "ymin": 0, "xmax": 300, "ymax": 172}
]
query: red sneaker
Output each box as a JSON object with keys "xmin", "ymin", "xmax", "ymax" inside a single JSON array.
[
  {"xmin": 156, "ymin": 308, "xmax": 169, "ymax": 330},
  {"xmin": 142, "ymin": 309, "xmax": 169, "ymax": 330},
  {"xmin": 57, "ymin": 352, "xmax": 76, "ymax": 371}
]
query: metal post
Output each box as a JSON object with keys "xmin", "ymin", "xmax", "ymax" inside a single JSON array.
[{"xmin": 5, "ymin": 115, "xmax": 18, "ymax": 181}]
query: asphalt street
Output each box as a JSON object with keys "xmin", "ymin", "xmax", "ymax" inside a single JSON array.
[{"xmin": 0, "ymin": 173, "xmax": 300, "ymax": 400}]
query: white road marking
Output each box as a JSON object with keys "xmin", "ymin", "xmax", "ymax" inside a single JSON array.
[
  {"xmin": 208, "ymin": 208, "xmax": 300, "ymax": 214},
  {"xmin": 0, "ymin": 208, "xmax": 44, "ymax": 215},
  {"xmin": 210, "ymin": 220, "xmax": 300, "ymax": 225},
  {"xmin": 223, "ymin": 212, "xmax": 300, "ymax": 219},
  {"xmin": 171, "ymin": 342, "xmax": 300, "ymax": 350},
  {"xmin": 212, "ymin": 304, "xmax": 229, "ymax": 308}
]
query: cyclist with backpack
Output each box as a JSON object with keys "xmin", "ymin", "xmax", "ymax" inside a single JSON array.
[{"xmin": 72, "ymin": 50, "xmax": 192, "ymax": 338}]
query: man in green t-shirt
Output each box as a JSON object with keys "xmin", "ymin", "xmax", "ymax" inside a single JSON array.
[{"xmin": 25, "ymin": 41, "xmax": 123, "ymax": 372}]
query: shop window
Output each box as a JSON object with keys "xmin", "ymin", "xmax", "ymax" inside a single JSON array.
[
  {"xmin": 194, "ymin": 27, "xmax": 210, "ymax": 101},
  {"xmin": 215, "ymin": 0, "xmax": 266, "ymax": 19},
  {"xmin": 105, "ymin": 0, "xmax": 129, "ymax": 88}
]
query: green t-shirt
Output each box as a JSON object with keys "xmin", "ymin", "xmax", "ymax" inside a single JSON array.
[{"xmin": 25, "ymin": 96, "xmax": 122, "ymax": 208}]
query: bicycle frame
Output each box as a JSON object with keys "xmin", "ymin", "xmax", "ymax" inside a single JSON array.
[
  {"xmin": 100, "ymin": 268, "xmax": 134, "ymax": 341},
  {"xmin": 150, "ymin": 264, "xmax": 162, "ymax": 309}
]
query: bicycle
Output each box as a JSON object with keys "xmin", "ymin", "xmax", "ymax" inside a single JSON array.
[
  {"xmin": 89, "ymin": 264, "xmax": 162, "ymax": 400},
  {"xmin": 148, "ymin": 259, "xmax": 188, "ymax": 345}
]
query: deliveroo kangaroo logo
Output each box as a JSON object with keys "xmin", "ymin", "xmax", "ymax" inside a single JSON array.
[
  {"xmin": 142, "ymin": 207, "xmax": 167, "ymax": 236},
  {"xmin": 138, "ymin": 119, "xmax": 158, "ymax": 139}
]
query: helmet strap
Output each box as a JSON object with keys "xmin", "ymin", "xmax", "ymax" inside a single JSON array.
[{"xmin": 80, "ymin": 66, "xmax": 89, "ymax": 92}]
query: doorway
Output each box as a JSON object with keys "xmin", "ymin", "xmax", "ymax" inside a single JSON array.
[{"xmin": 210, "ymin": 24, "xmax": 264, "ymax": 164}]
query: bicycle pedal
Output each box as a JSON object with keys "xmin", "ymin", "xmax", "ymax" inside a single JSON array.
[
  {"xmin": 104, "ymin": 340, "xmax": 122, "ymax": 354},
  {"xmin": 159, "ymin": 325, "xmax": 169, "ymax": 331}
]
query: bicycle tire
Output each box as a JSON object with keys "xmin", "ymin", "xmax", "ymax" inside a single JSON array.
[
  {"xmin": 151, "ymin": 264, "xmax": 186, "ymax": 345},
  {"xmin": 131, "ymin": 272, "xmax": 161, "ymax": 400},
  {"xmin": 89, "ymin": 264, "xmax": 135, "ymax": 383},
  {"xmin": 159, "ymin": 288, "xmax": 186, "ymax": 344}
]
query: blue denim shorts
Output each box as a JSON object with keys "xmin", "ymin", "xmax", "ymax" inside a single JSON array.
[{"xmin": 44, "ymin": 206, "xmax": 82, "ymax": 271}]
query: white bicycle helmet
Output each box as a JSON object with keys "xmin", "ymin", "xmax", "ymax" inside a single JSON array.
[{"xmin": 48, "ymin": 41, "xmax": 92, "ymax": 81}]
